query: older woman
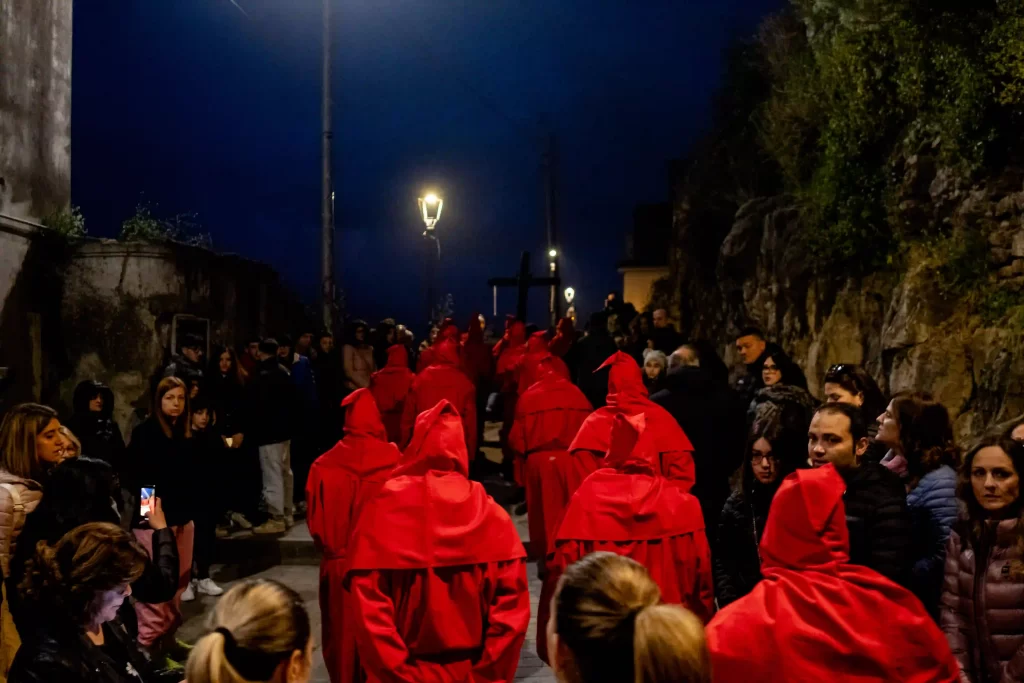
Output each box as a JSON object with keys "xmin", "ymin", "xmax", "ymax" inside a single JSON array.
[
  {"xmin": 642, "ymin": 349, "xmax": 668, "ymax": 393},
  {"xmin": 941, "ymin": 434, "xmax": 1024, "ymax": 682}
]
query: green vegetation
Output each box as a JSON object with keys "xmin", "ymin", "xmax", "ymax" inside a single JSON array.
[
  {"xmin": 754, "ymin": 0, "xmax": 1024, "ymax": 271},
  {"xmin": 42, "ymin": 205, "xmax": 86, "ymax": 238},
  {"xmin": 120, "ymin": 204, "xmax": 212, "ymax": 248}
]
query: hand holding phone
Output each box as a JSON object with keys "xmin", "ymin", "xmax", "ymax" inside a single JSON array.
[{"xmin": 147, "ymin": 496, "xmax": 167, "ymax": 530}]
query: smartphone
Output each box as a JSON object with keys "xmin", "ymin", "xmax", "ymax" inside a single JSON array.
[{"xmin": 140, "ymin": 486, "xmax": 156, "ymax": 518}]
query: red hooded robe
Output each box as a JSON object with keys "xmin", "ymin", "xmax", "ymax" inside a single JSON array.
[
  {"xmin": 706, "ymin": 465, "xmax": 960, "ymax": 683},
  {"xmin": 401, "ymin": 339, "xmax": 477, "ymax": 456},
  {"xmin": 494, "ymin": 321, "xmax": 528, "ymax": 477},
  {"xmin": 507, "ymin": 360, "xmax": 592, "ymax": 564},
  {"xmin": 516, "ymin": 332, "xmax": 570, "ymax": 397},
  {"xmin": 369, "ymin": 345, "xmax": 415, "ymax": 444},
  {"xmin": 460, "ymin": 312, "xmax": 492, "ymax": 386},
  {"xmin": 345, "ymin": 401, "xmax": 530, "ymax": 683},
  {"xmin": 547, "ymin": 317, "xmax": 575, "ymax": 357},
  {"xmin": 567, "ymin": 351, "xmax": 695, "ymax": 490},
  {"xmin": 306, "ymin": 390, "xmax": 402, "ymax": 683},
  {"xmin": 538, "ymin": 413, "xmax": 713, "ymax": 663}
]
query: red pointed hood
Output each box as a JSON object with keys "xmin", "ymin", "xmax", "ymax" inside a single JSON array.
[
  {"xmin": 418, "ymin": 345, "xmax": 436, "ymax": 370},
  {"xmin": 599, "ymin": 351, "xmax": 649, "ymax": 406},
  {"xmin": 555, "ymin": 411, "xmax": 704, "ymax": 543},
  {"xmin": 548, "ymin": 317, "xmax": 575, "ymax": 356},
  {"xmin": 525, "ymin": 331, "xmax": 548, "ymax": 353},
  {"xmin": 345, "ymin": 399, "xmax": 525, "ymax": 571},
  {"xmin": 439, "ymin": 318, "xmax": 460, "ymax": 341},
  {"xmin": 432, "ymin": 338, "xmax": 461, "ymax": 367},
  {"xmin": 466, "ymin": 313, "xmax": 484, "ymax": 344},
  {"xmin": 760, "ymin": 464, "xmax": 849, "ymax": 573},
  {"xmin": 384, "ymin": 344, "xmax": 409, "ymax": 369},
  {"xmin": 342, "ymin": 389, "xmax": 388, "ymax": 441},
  {"xmin": 706, "ymin": 463, "xmax": 961, "ymax": 683},
  {"xmin": 392, "ymin": 400, "xmax": 468, "ymax": 478},
  {"xmin": 507, "ymin": 321, "xmax": 526, "ymax": 347}
]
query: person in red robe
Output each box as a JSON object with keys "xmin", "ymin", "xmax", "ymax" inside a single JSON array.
[
  {"xmin": 491, "ymin": 314, "xmax": 519, "ymax": 359},
  {"xmin": 344, "ymin": 400, "xmax": 530, "ymax": 683},
  {"xmin": 538, "ymin": 412, "xmax": 714, "ymax": 664},
  {"xmin": 507, "ymin": 358, "xmax": 592, "ymax": 568},
  {"xmin": 369, "ymin": 344, "xmax": 415, "ymax": 444},
  {"xmin": 516, "ymin": 331, "xmax": 570, "ymax": 396},
  {"xmin": 706, "ymin": 465, "xmax": 960, "ymax": 683},
  {"xmin": 547, "ymin": 316, "xmax": 575, "ymax": 357},
  {"xmin": 306, "ymin": 389, "xmax": 401, "ymax": 683},
  {"xmin": 460, "ymin": 312, "xmax": 492, "ymax": 386},
  {"xmin": 401, "ymin": 338, "xmax": 477, "ymax": 456},
  {"xmin": 568, "ymin": 351, "xmax": 695, "ymax": 489},
  {"xmin": 494, "ymin": 321, "xmax": 527, "ymax": 482}
]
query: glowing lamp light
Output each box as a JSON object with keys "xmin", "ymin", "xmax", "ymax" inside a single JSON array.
[
  {"xmin": 564, "ymin": 287, "xmax": 575, "ymax": 304},
  {"xmin": 418, "ymin": 192, "xmax": 444, "ymax": 230},
  {"xmin": 548, "ymin": 248, "xmax": 558, "ymax": 258}
]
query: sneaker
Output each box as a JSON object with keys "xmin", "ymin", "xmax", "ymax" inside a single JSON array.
[
  {"xmin": 181, "ymin": 581, "xmax": 196, "ymax": 602},
  {"xmin": 196, "ymin": 578, "xmax": 224, "ymax": 597},
  {"xmin": 253, "ymin": 518, "xmax": 287, "ymax": 535},
  {"xmin": 284, "ymin": 514, "xmax": 295, "ymax": 529},
  {"xmin": 230, "ymin": 511, "xmax": 254, "ymax": 530}
]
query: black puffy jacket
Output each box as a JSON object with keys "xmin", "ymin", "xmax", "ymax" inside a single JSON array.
[
  {"xmin": 714, "ymin": 486, "xmax": 774, "ymax": 607},
  {"xmin": 839, "ymin": 461, "xmax": 914, "ymax": 587}
]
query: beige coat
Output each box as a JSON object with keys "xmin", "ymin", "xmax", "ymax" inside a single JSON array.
[{"xmin": 0, "ymin": 470, "xmax": 42, "ymax": 683}]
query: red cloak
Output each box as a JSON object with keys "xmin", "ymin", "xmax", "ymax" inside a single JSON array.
[
  {"xmin": 568, "ymin": 351, "xmax": 695, "ymax": 490},
  {"xmin": 369, "ymin": 345, "xmax": 414, "ymax": 444},
  {"xmin": 706, "ymin": 466, "xmax": 960, "ymax": 683},
  {"xmin": 460, "ymin": 312, "xmax": 492, "ymax": 386},
  {"xmin": 495, "ymin": 321, "xmax": 528, "ymax": 478},
  {"xmin": 415, "ymin": 345, "xmax": 436, "ymax": 373},
  {"xmin": 401, "ymin": 339, "xmax": 477, "ymax": 456},
  {"xmin": 516, "ymin": 332, "xmax": 569, "ymax": 396},
  {"xmin": 507, "ymin": 366, "xmax": 592, "ymax": 562},
  {"xmin": 306, "ymin": 389, "xmax": 401, "ymax": 683},
  {"xmin": 539, "ymin": 413, "xmax": 713, "ymax": 663},
  {"xmin": 345, "ymin": 401, "xmax": 529, "ymax": 683},
  {"xmin": 547, "ymin": 317, "xmax": 575, "ymax": 357}
]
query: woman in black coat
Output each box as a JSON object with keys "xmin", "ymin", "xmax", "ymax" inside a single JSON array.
[
  {"xmin": 66, "ymin": 381, "xmax": 127, "ymax": 474},
  {"xmin": 714, "ymin": 412, "xmax": 807, "ymax": 607}
]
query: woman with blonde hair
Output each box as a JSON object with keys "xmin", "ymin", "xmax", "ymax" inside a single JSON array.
[
  {"xmin": 187, "ymin": 579, "xmax": 313, "ymax": 683},
  {"xmin": 0, "ymin": 403, "xmax": 64, "ymax": 680},
  {"xmin": 547, "ymin": 552, "xmax": 710, "ymax": 683},
  {"xmin": 123, "ymin": 376, "xmax": 197, "ymax": 662},
  {"xmin": 57, "ymin": 426, "xmax": 80, "ymax": 460}
]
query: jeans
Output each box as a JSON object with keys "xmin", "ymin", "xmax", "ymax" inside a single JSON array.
[{"xmin": 259, "ymin": 440, "xmax": 293, "ymax": 518}]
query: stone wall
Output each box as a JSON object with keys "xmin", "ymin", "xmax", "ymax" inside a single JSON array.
[{"xmin": 0, "ymin": 0, "xmax": 73, "ymax": 221}]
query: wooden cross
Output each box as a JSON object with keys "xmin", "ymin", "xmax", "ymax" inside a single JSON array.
[{"xmin": 488, "ymin": 251, "xmax": 560, "ymax": 322}]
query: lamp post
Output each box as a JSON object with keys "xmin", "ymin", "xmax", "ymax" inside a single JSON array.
[
  {"xmin": 418, "ymin": 192, "xmax": 444, "ymax": 326},
  {"xmin": 564, "ymin": 286, "xmax": 576, "ymax": 324}
]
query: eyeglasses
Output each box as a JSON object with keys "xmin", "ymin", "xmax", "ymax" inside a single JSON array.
[{"xmin": 751, "ymin": 454, "xmax": 777, "ymax": 465}]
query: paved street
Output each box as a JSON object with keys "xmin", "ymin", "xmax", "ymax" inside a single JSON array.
[{"xmin": 179, "ymin": 488, "xmax": 554, "ymax": 682}]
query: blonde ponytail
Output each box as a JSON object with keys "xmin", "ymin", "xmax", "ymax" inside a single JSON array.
[
  {"xmin": 553, "ymin": 552, "xmax": 709, "ymax": 683},
  {"xmin": 186, "ymin": 579, "xmax": 310, "ymax": 683},
  {"xmin": 633, "ymin": 604, "xmax": 710, "ymax": 683}
]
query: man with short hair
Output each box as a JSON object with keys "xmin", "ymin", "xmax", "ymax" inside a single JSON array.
[
  {"xmin": 248, "ymin": 338, "xmax": 299, "ymax": 534},
  {"xmin": 240, "ymin": 338, "xmax": 260, "ymax": 374},
  {"xmin": 164, "ymin": 333, "xmax": 205, "ymax": 388},
  {"xmin": 808, "ymin": 403, "xmax": 912, "ymax": 586},
  {"xmin": 734, "ymin": 327, "xmax": 769, "ymax": 402},
  {"xmin": 295, "ymin": 331, "xmax": 315, "ymax": 359},
  {"xmin": 650, "ymin": 308, "xmax": 683, "ymax": 354}
]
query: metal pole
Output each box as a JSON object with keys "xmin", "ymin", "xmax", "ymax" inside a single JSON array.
[
  {"xmin": 320, "ymin": 0, "xmax": 336, "ymax": 331},
  {"xmin": 426, "ymin": 232, "xmax": 436, "ymax": 327},
  {"xmin": 544, "ymin": 133, "xmax": 560, "ymax": 326}
]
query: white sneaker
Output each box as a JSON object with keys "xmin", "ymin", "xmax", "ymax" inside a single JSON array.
[
  {"xmin": 195, "ymin": 578, "xmax": 224, "ymax": 597},
  {"xmin": 181, "ymin": 581, "xmax": 196, "ymax": 602},
  {"xmin": 230, "ymin": 511, "xmax": 253, "ymax": 530}
]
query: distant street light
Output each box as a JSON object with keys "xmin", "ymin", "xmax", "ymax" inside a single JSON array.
[
  {"xmin": 564, "ymin": 287, "xmax": 575, "ymax": 304},
  {"xmin": 419, "ymin": 192, "xmax": 444, "ymax": 325},
  {"xmin": 548, "ymin": 248, "xmax": 557, "ymax": 258}
]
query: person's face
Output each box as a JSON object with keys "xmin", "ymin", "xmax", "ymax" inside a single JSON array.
[
  {"xmin": 36, "ymin": 418, "xmax": 65, "ymax": 465},
  {"xmin": 653, "ymin": 310, "xmax": 667, "ymax": 328},
  {"xmin": 219, "ymin": 351, "xmax": 232, "ymax": 375},
  {"xmin": 824, "ymin": 382, "xmax": 863, "ymax": 407},
  {"xmin": 644, "ymin": 358, "xmax": 663, "ymax": 380},
  {"xmin": 61, "ymin": 436, "xmax": 79, "ymax": 460},
  {"xmin": 429, "ymin": 327, "xmax": 439, "ymax": 343},
  {"xmin": 808, "ymin": 411, "xmax": 865, "ymax": 469},
  {"xmin": 189, "ymin": 382, "xmax": 200, "ymax": 400},
  {"xmin": 319, "ymin": 336, "xmax": 334, "ymax": 354},
  {"xmin": 386, "ymin": 329, "xmax": 395, "ymax": 344},
  {"xmin": 355, "ymin": 327, "xmax": 366, "ymax": 343},
  {"xmin": 876, "ymin": 400, "xmax": 900, "ymax": 448},
  {"xmin": 297, "ymin": 333, "xmax": 312, "ymax": 352},
  {"xmin": 278, "ymin": 345, "xmax": 292, "ymax": 359},
  {"xmin": 248, "ymin": 342, "xmax": 260, "ymax": 359},
  {"xmin": 88, "ymin": 394, "xmax": 104, "ymax": 413},
  {"xmin": 761, "ymin": 356, "xmax": 783, "ymax": 387},
  {"xmin": 183, "ymin": 346, "xmax": 202, "ymax": 364},
  {"xmin": 92, "ymin": 584, "xmax": 131, "ymax": 627},
  {"xmin": 751, "ymin": 437, "xmax": 779, "ymax": 485},
  {"xmin": 192, "ymin": 408, "xmax": 210, "ymax": 431},
  {"xmin": 736, "ymin": 335, "xmax": 766, "ymax": 365},
  {"xmin": 971, "ymin": 446, "xmax": 1021, "ymax": 514},
  {"xmin": 161, "ymin": 387, "xmax": 185, "ymax": 420},
  {"xmin": 1013, "ymin": 424, "xmax": 1024, "ymax": 443}
]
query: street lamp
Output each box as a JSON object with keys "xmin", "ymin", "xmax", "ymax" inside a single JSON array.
[
  {"xmin": 419, "ymin": 192, "xmax": 444, "ymax": 326},
  {"xmin": 564, "ymin": 287, "xmax": 575, "ymax": 304}
]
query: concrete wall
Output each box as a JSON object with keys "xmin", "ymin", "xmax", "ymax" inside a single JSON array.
[
  {"xmin": 619, "ymin": 266, "xmax": 669, "ymax": 312},
  {"xmin": 0, "ymin": 0, "xmax": 73, "ymax": 221}
]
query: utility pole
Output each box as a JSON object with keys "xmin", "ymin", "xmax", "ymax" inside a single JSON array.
[
  {"xmin": 543, "ymin": 132, "xmax": 561, "ymax": 327},
  {"xmin": 320, "ymin": 0, "xmax": 336, "ymax": 332}
]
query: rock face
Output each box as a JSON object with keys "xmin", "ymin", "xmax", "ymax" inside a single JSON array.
[{"xmin": 666, "ymin": 164, "xmax": 1024, "ymax": 442}]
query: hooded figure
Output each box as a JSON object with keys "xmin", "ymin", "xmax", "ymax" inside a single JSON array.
[
  {"xmin": 567, "ymin": 352, "xmax": 695, "ymax": 491},
  {"xmin": 67, "ymin": 380, "xmax": 127, "ymax": 473},
  {"xmin": 516, "ymin": 332, "xmax": 570, "ymax": 396},
  {"xmin": 538, "ymin": 412, "xmax": 713, "ymax": 663},
  {"xmin": 370, "ymin": 345, "xmax": 415, "ymax": 444},
  {"xmin": 401, "ymin": 339, "xmax": 477, "ymax": 457},
  {"xmin": 345, "ymin": 401, "xmax": 529, "ymax": 683},
  {"xmin": 460, "ymin": 312, "xmax": 492, "ymax": 387},
  {"xmin": 508, "ymin": 359, "xmax": 592, "ymax": 569},
  {"xmin": 307, "ymin": 389, "xmax": 401, "ymax": 683},
  {"xmin": 547, "ymin": 317, "xmax": 575, "ymax": 358},
  {"xmin": 706, "ymin": 465, "xmax": 959, "ymax": 683}
]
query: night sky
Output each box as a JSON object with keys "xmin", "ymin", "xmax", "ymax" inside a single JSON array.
[{"xmin": 71, "ymin": 0, "xmax": 782, "ymax": 333}]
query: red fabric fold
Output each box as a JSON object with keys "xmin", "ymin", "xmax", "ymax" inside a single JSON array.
[
  {"xmin": 547, "ymin": 317, "xmax": 575, "ymax": 357},
  {"xmin": 369, "ymin": 346, "xmax": 414, "ymax": 444},
  {"xmin": 706, "ymin": 465, "xmax": 960, "ymax": 683}
]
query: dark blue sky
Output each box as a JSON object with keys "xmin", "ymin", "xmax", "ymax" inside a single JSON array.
[{"xmin": 71, "ymin": 0, "xmax": 782, "ymax": 331}]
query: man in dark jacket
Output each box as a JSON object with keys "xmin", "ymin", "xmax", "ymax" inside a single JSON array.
[
  {"xmin": 312, "ymin": 332, "xmax": 345, "ymax": 449},
  {"xmin": 570, "ymin": 311, "xmax": 619, "ymax": 409},
  {"xmin": 808, "ymin": 402, "xmax": 912, "ymax": 587},
  {"xmin": 651, "ymin": 351, "xmax": 745, "ymax": 546},
  {"xmin": 66, "ymin": 380, "xmax": 127, "ymax": 474},
  {"xmin": 163, "ymin": 333, "xmax": 205, "ymax": 394},
  {"xmin": 247, "ymin": 339, "xmax": 298, "ymax": 534}
]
